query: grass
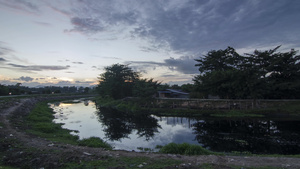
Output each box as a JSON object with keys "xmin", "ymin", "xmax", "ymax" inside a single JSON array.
[
  {"xmin": 26, "ymin": 101, "xmax": 112, "ymax": 149},
  {"xmin": 77, "ymin": 137, "xmax": 112, "ymax": 150},
  {"xmin": 158, "ymin": 143, "xmax": 216, "ymax": 156},
  {"xmin": 63, "ymin": 156, "xmax": 182, "ymax": 169}
]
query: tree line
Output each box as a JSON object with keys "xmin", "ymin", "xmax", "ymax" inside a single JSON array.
[
  {"xmin": 0, "ymin": 84, "xmax": 94, "ymax": 96},
  {"xmin": 97, "ymin": 46, "xmax": 299, "ymax": 100},
  {"xmin": 194, "ymin": 46, "xmax": 300, "ymax": 99}
]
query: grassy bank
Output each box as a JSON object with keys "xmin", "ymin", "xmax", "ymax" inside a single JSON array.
[
  {"xmin": 95, "ymin": 97, "xmax": 300, "ymax": 118},
  {"xmin": 26, "ymin": 101, "xmax": 112, "ymax": 149}
]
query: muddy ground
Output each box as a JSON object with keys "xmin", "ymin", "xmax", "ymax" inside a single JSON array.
[{"xmin": 0, "ymin": 96, "xmax": 299, "ymax": 168}]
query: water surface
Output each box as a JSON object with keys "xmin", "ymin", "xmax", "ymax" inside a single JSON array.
[{"xmin": 51, "ymin": 99, "xmax": 300, "ymax": 154}]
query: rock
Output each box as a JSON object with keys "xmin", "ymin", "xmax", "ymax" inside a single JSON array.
[
  {"xmin": 48, "ymin": 143, "xmax": 54, "ymax": 147},
  {"xmin": 138, "ymin": 164, "xmax": 143, "ymax": 168},
  {"xmin": 83, "ymin": 152, "xmax": 92, "ymax": 156}
]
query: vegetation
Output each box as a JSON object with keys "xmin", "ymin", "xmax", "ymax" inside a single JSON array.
[
  {"xmin": 77, "ymin": 137, "xmax": 112, "ymax": 149},
  {"xmin": 97, "ymin": 64, "xmax": 161, "ymax": 99},
  {"xmin": 158, "ymin": 143, "xmax": 215, "ymax": 156},
  {"xmin": 26, "ymin": 102, "xmax": 111, "ymax": 149},
  {"xmin": 0, "ymin": 83, "xmax": 95, "ymax": 96},
  {"xmin": 194, "ymin": 46, "xmax": 300, "ymax": 99}
]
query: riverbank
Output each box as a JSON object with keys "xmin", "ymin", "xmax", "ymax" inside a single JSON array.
[
  {"xmin": 1, "ymin": 96, "xmax": 300, "ymax": 168},
  {"xmin": 95, "ymin": 97, "xmax": 300, "ymax": 118}
]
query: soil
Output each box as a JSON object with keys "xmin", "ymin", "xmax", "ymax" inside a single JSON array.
[{"xmin": 0, "ymin": 96, "xmax": 299, "ymax": 168}]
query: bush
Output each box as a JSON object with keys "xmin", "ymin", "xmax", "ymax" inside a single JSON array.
[
  {"xmin": 78, "ymin": 137, "xmax": 112, "ymax": 150},
  {"xmin": 159, "ymin": 143, "xmax": 213, "ymax": 155}
]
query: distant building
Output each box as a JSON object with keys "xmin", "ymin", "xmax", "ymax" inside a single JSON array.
[{"xmin": 158, "ymin": 89, "xmax": 189, "ymax": 99}]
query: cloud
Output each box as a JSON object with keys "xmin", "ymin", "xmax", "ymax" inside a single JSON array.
[
  {"xmin": 126, "ymin": 56, "xmax": 198, "ymax": 75},
  {"xmin": 100, "ymin": 56, "xmax": 122, "ymax": 60},
  {"xmin": 164, "ymin": 56, "xmax": 198, "ymax": 74},
  {"xmin": 16, "ymin": 76, "xmax": 34, "ymax": 82},
  {"xmin": 66, "ymin": 17, "xmax": 105, "ymax": 34},
  {"xmin": 7, "ymin": 63, "xmax": 70, "ymax": 71},
  {"xmin": 0, "ymin": 57, "xmax": 7, "ymax": 62},
  {"xmin": 72, "ymin": 62, "xmax": 84, "ymax": 64},
  {"xmin": 33, "ymin": 21, "xmax": 52, "ymax": 27},
  {"xmin": 56, "ymin": 81, "xmax": 72, "ymax": 86},
  {"xmin": 49, "ymin": 6, "xmax": 72, "ymax": 17},
  {"xmin": 67, "ymin": 0, "xmax": 300, "ymax": 54},
  {"xmin": 0, "ymin": 42, "xmax": 14, "ymax": 56},
  {"xmin": 0, "ymin": 0, "xmax": 40, "ymax": 15}
]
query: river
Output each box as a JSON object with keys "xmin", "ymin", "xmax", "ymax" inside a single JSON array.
[{"xmin": 50, "ymin": 99, "xmax": 300, "ymax": 154}]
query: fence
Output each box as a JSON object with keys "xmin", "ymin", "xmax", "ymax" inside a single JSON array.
[{"xmin": 154, "ymin": 98, "xmax": 298, "ymax": 110}]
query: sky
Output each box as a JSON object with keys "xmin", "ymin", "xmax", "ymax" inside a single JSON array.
[{"xmin": 0, "ymin": 0, "xmax": 299, "ymax": 87}]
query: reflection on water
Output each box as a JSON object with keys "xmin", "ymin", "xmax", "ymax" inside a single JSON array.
[{"xmin": 51, "ymin": 99, "xmax": 300, "ymax": 154}]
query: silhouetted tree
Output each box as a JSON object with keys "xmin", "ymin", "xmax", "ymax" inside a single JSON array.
[
  {"xmin": 97, "ymin": 64, "xmax": 140, "ymax": 99},
  {"xmin": 194, "ymin": 46, "xmax": 300, "ymax": 99}
]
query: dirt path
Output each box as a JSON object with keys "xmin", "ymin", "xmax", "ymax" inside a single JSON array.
[{"xmin": 1, "ymin": 97, "xmax": 299, "ymax": 168}]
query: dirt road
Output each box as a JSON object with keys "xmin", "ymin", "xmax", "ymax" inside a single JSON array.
[{"xmin": 1, "ymin": 97, "xmax": 299, "ymax": 168}]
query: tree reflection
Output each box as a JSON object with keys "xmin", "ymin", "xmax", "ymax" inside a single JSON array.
[
  {"xmin": 192, "ymin": 119, "xmax": 300, "ymax": 154},
  {"xmin": 96, "ymin": 107, "xmax": 161, "ymax": 141}
]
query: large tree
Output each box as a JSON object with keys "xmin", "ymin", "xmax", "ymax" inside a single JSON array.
[
  {"xmin": 97, "ymin": 64, "xmax": 161, "ymax": 99},
  {"xmin": 194, "ymin": 46, "xmax": 300, "ymax": 99},
  {"xmin": 97, "ymin": 64, "xmax": 140, "ymax": 99}
]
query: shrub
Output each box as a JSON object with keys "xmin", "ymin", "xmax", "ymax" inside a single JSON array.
[
  {"xmin": 159, "ymin": 143, "xmax": 213, "ymax": 155},
  {"xmin": 77, "ymin": 137, "xmax": 112, "ymax": 150}
]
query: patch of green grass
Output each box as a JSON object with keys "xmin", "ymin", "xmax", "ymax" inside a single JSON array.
[
  {"xmin": 26, "ymin": 102, "xmax": 112, "ymax": 148},
  {"xmin": 64, "ymin": 156, "xmax": 182, "ymax": 169},
  {"xmin": 158, "ymin": 143, "xmax": 216, "ymax": 155},
  {"xmin": 77, "ymin": 137, "xmax": 112, "ymax": 150}
]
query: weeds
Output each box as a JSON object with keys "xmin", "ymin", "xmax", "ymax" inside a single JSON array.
[
  {"xmin": 77, "ymin": 137, "xmax": 112, "ymax": 150},
  {"xmin": 158, "ymin": 143, "xmax": 215, "ymax": 155}
]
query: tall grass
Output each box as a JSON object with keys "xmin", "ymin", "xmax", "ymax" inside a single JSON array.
[
  {"xmin": 78, "ymin": 137, "xmax": 112, "ymax": 150},
  {"xmin": 158, "ymin": 143, "xmax": 215, "ymax": 155}
]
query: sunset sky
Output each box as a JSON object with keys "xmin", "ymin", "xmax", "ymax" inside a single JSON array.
[{"xmin": 0, "ymin": 0, "xmax": 299, "ymax": 87}]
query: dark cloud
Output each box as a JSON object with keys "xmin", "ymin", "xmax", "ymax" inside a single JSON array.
[
  {"xmin": 66, "ymin": 0, "xmax": 140, "ymax": 34},
  {"xmin": 0, "ymin": 43, "xmax": 14, "ymax": 56},
  {"xmin": 126, "ymin": 56, "xmax": 198, "ymax": 75},
  {"xmin": 69, "ymin": 0, "xmax": 300, "ymax": 53},
  {"xmin": 75, "ymin": 80, "xmax": 94, "ymax": 84},
  {"xmin": 66, "ymin": 17, "xmax": 105, "ymax": 34},
  {"xmin": 72, "ymin": 62, "xmax": 84, "ymax": 64},
  {"xmin": 164, "ymin": 56, "xmax": 198, "ymax": 74},
  {"xmin": 0, "ymin": 57, "xmax": 7, "ymax": 62},
  {"xmin": 16, "ymin": 76, "xmax": 34, "ymax": 82},
  {"xmin": 7, "ymin": 63, "xmax": 70, "ymax": 71}
]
